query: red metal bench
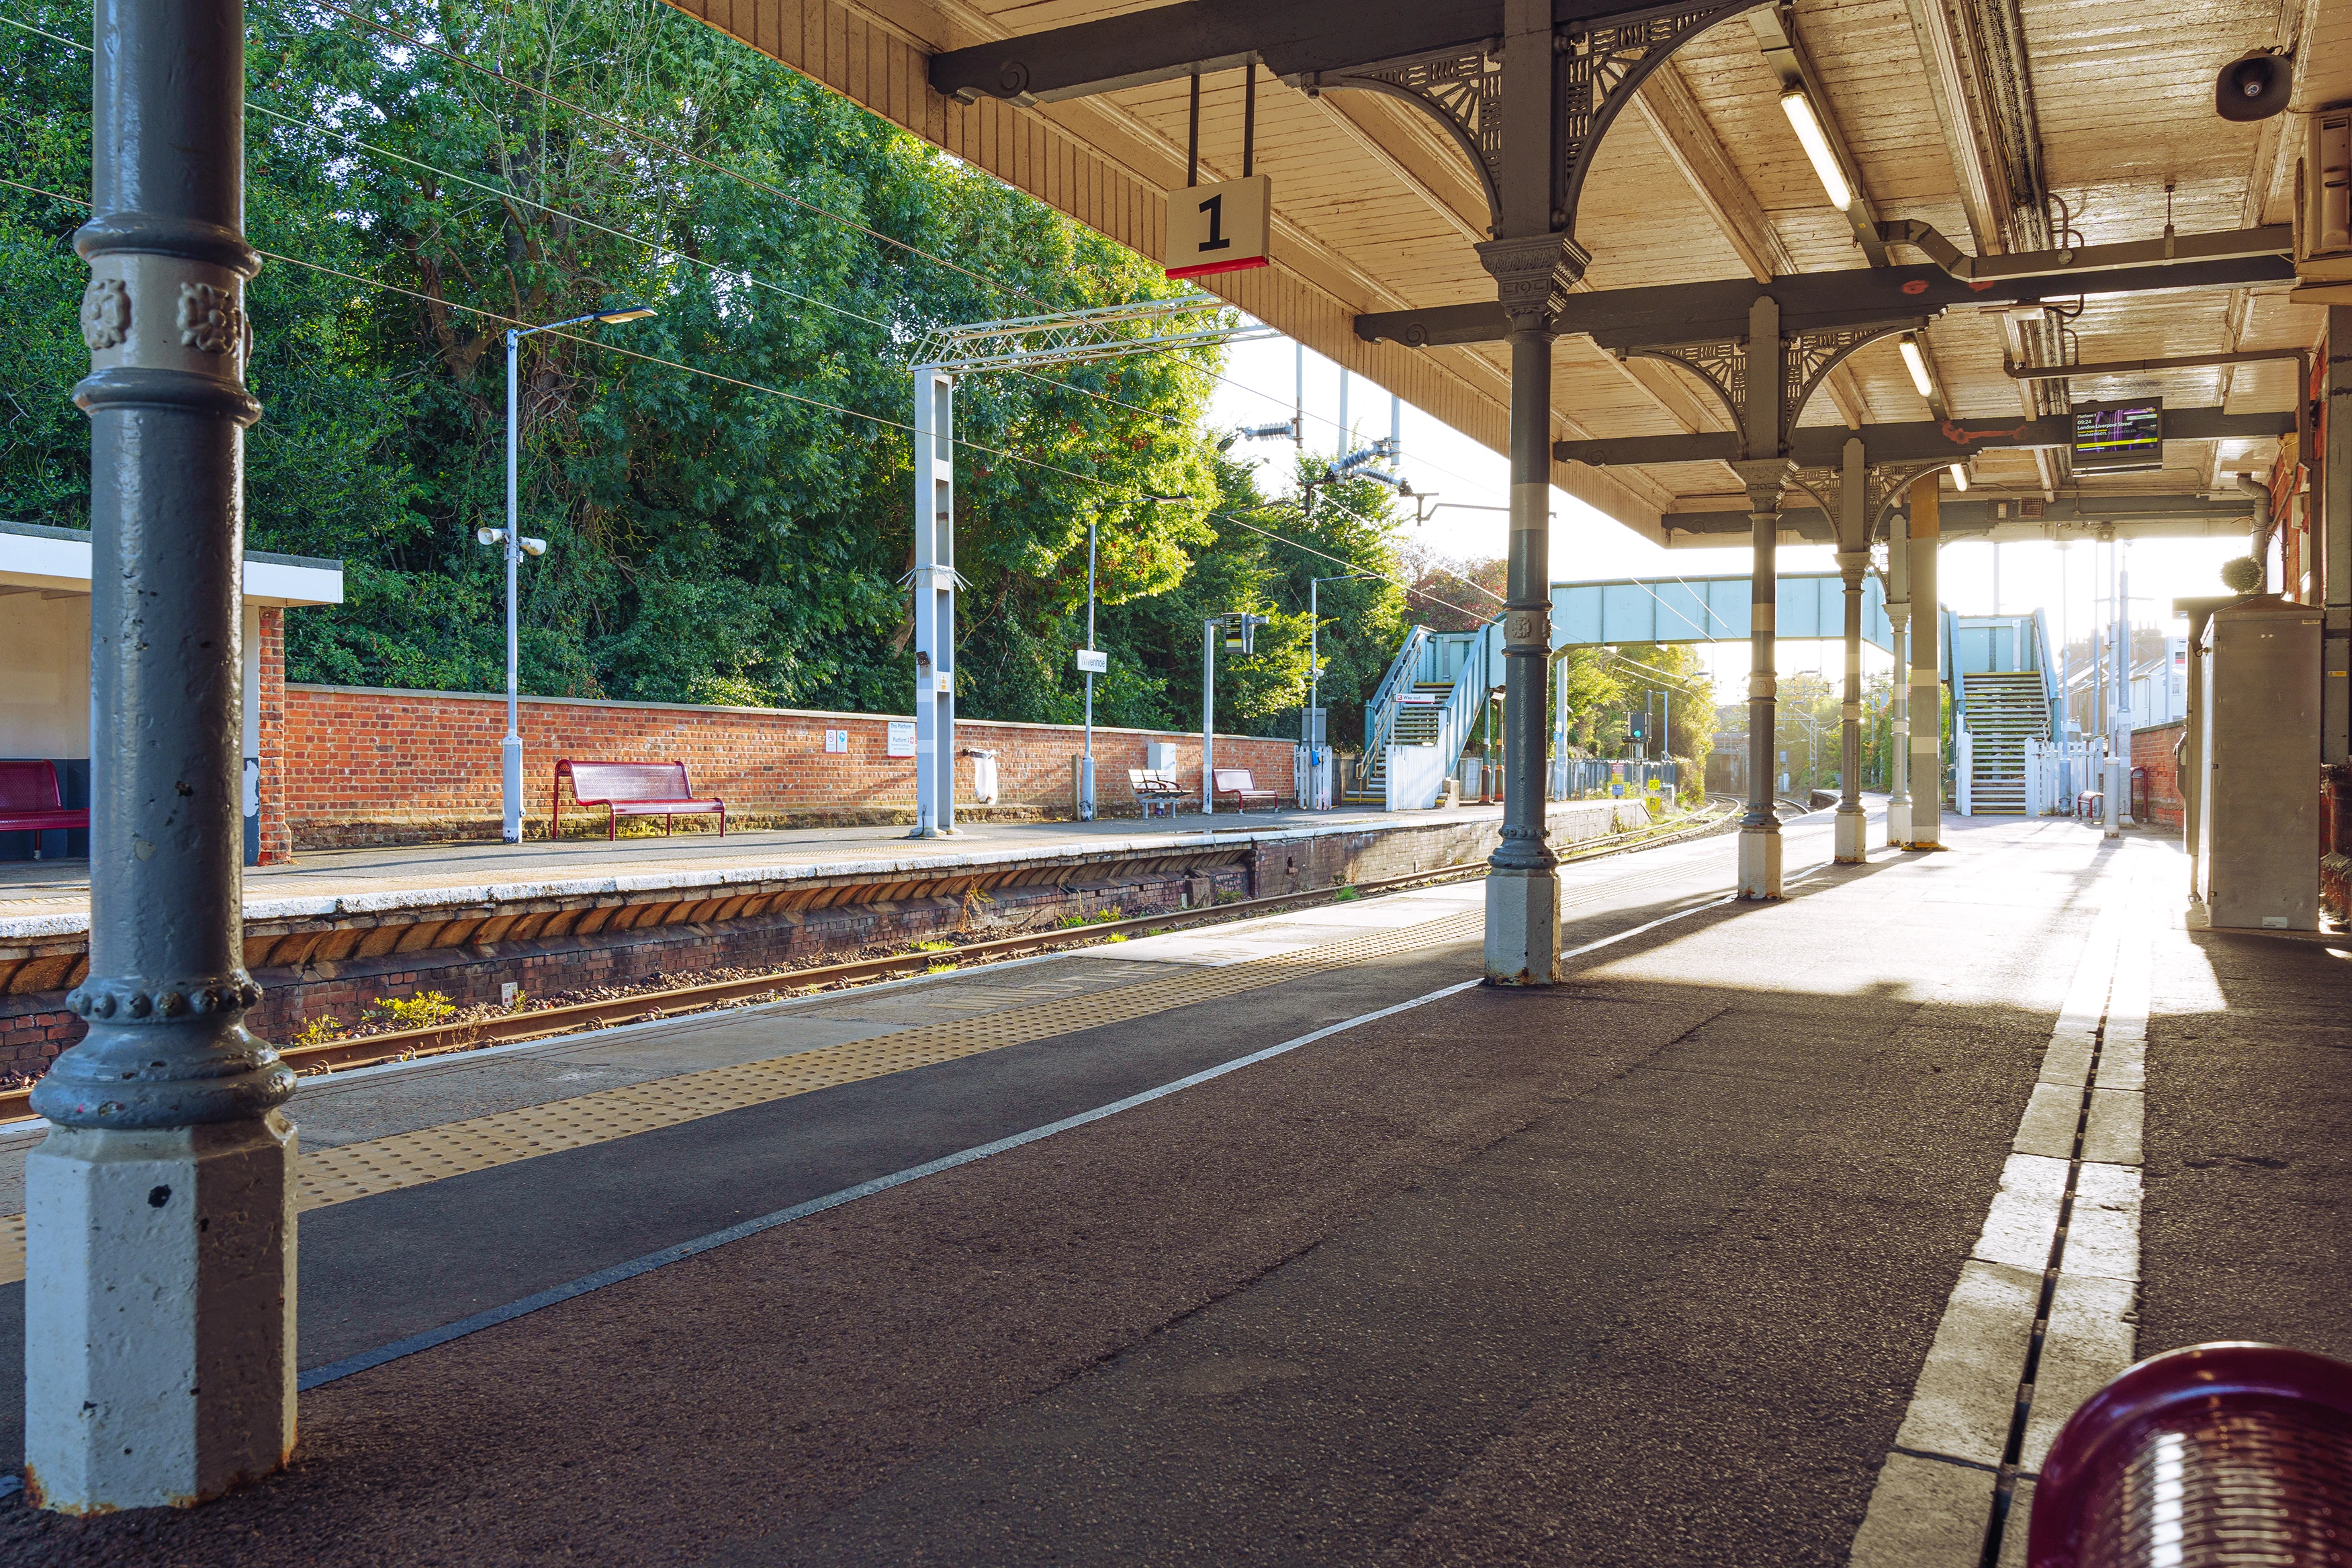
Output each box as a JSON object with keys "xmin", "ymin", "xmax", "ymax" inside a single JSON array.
[
  {"xmin": 551, "ymin": 759, "xmax": 725, "ymax": 841},
  {"xmin": 1212, "ymin": 768, "xmax": 1278, "ymax": 813},
  {"xmin": 0, "ymin": 761, "xmax": 88, "ymax": 839},
  {"xmin": 2030, "ymin": 1342, "xmax": 2352, "ymax": 1568}
]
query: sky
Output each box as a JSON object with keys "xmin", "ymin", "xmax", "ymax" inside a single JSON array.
[{"xmin": 1204, "ymin": 333, "xmax": 2253, "ymax": 707}]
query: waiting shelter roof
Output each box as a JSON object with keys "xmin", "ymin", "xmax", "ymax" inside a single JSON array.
[{"xmin": 0, "ymin": 520, "xmax": 345, "ymax": 608}]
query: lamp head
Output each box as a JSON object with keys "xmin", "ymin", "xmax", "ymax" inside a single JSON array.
[
  {"xmin": 594, "ymin": 306, "xmax": 658, "ymax": 324},
  {"xmin": 518, "ymin": 536, "xmax": 548, "ymax": 558},
  {"xmin": 476, "ymin": 526, "xmax": 505, "ymax": 547}
]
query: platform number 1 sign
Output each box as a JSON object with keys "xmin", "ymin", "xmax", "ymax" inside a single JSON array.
[{"xmin": 1166, "ymin": 175, "xmax": 1271, "ymax": 281}]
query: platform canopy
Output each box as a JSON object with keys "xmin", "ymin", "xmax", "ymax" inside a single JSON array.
[{"xmin": 665, "ymin": 0, "xmax": 2351, "ymax": 547}]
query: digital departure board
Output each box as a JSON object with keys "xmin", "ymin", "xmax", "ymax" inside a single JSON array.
[{"xmin": 2071, "ymin": 400, "xmax": 2165, "ymax": 473}]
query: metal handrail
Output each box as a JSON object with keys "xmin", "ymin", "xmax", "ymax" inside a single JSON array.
[
  {"xmin": 1363, "ymin": 625, "xmax": 1429, "ymax": 755},
  {"xmin": 1429, "ymin": 618, "xmax": 1504, "ymax": 784}
]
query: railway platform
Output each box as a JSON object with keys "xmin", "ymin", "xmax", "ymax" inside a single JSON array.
[
  {"xmin": 0, "ymin": 796, "xmax": 1657, "ymax": 1077},
  {"xmin": 0, "ymin": 805, "xmax": 2342, "ymax": 1566}
]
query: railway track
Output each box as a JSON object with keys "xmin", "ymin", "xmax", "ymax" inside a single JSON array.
[{"xmin": 0, "ymin": 800, "xmax": 1737, "ymax": 1124}]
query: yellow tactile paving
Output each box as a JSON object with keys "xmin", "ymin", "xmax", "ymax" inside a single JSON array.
[{"xmin": 0, "ymin": 907, "xmax": 1480, "ymax": 1284}]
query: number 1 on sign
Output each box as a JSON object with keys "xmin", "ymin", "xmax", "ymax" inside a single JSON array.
[
  {"xmin": 1197, "ymin": 193, "xmax": 1230, "ymax": 252},
  {"xmin": 1166, "ymin": 175, "xmax": 1269, "ymax": 281}
]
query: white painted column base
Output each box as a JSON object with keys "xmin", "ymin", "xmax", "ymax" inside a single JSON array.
[
  {"xmin": 1884, "ymin": 798, "xmax": 1911, "ymax": 850},
  {"xmin": 1483, "ymin": 866, "xmax": 1561, "ymax": 986},
  {"xmin": 1737, "ymin": 825, "xmax": 1782, "ymax": 899},
  {"xmin": 1834, "ymin": 806, "xmax": 1868, "ymax": 864},
  {"xmin": 26, "ymin": 1113, "xmax": 297, "ymax": 1513}
]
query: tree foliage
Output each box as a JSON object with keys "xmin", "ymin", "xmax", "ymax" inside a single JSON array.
[{"xmin": 0, "ymin": 0, "xmax": 1407, "ymax": 737}]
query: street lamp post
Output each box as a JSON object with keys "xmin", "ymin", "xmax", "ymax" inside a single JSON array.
[
  {"xmin": 1081, "ymin": 516, "xmax": 1097, "ymax": 820},
  {"xmin": 1306, "ymin": 572, "xmax": 1375, "ymax": 811},
  {"xmin": 1202, "ymin": 612, "xmax": 1269, "ymax": 814},
  {"xmin": 493, "ymin": 305, "xmax": 655, "ymax": 842}
]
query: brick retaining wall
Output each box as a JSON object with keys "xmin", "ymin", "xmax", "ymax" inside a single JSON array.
[
  {"xmin": 2131, "ymin": 721, "xmax": 2185, "ymax": 831},
  {"xmin": 283, "ymin": 684, "xmax": 1295, "ymax": 849}
]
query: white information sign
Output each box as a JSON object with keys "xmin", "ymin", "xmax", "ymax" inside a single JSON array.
[
  {"xmin": 1075, "ymin": 648, "xmax": 1108, "ymax": 674},
  {"xmin": 824, "ymin": 729, "xmax": 848, "ymax": 753},
  {"xmin": 886, "ymin": 720, "xmax": 916, "ymax": 757},
  {"xmin": 1165, "ymin": 175, "xmax": 1271, "ymax": 281}
]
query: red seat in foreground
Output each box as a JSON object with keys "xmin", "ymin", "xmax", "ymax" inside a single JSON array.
[
  {"xmin": 551, "ymin": 759, "xmax": 725, "ymax": 841},
  {"xmin": 0, "ymin": 760, "xmax": 89, "ymax": 839},
  {"xmin": 2029, "ymin": 1342, "xmax": 2352, "ymax": 1568}
]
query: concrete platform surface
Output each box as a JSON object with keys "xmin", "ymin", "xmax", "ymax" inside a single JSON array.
[{"xmin": 0, "ymin": 811, "xmax": 2337, "ymax": 1567}]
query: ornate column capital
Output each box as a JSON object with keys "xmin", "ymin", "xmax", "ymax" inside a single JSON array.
[
  {"xmin": 1728, "ymin": 457, "xmax": 1795, "ymax": 516},
  {"xmin": 1475, "ymin": 233, "xmax": 1590, "ymax": 330}
]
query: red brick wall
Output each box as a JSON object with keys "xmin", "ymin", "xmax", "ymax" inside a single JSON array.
[
  {"xmin": 256, "ymin": 607, "xmax": 291, "ymax": 864},
  {"xmin": 280, "ymin": 685, "xmax": 1296, "ymax": 845},
  {"xmin": 2132, "ymin": 720, "xmax": 2185, "ymax": 830}
]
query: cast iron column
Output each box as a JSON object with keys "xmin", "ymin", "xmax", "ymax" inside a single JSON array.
[
  {"xmin": 1729, "ymin": 292, "xmax": 1789, "ymax": 899},
  {"xmin": 1833, "ymin": 438, "xmax": 1868, "ymax": 864},
  {"xmin": 1905, "ymin": 476, "xmax": 1944, "ymax": 848},
  {"xmin": 2326, "ymin": 305, "xmax": 2352, "ymax": 765},
  {"xmin": 1473, "ymin": 0, "xmax": 1585, "ymax": 984},
  {"xmin": 1836, "ymin": 547, "xmax": 1868, "ymax": 862},
  {"xmin": 29, "ymin": 0, "xmax": 298, "ymax": 1511},
  {"xmin": 1883, "ymin": 504, "xmax": 1911, "ymax": 845},
  {"xmin": 1732, "ymin": 459, "xmax": 1791, "ymax": 896}
]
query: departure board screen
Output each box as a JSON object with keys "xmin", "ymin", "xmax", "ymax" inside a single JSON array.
[{"xmin": 2071, "ymin": 400, "xmax": 2164, "ymax": 472}]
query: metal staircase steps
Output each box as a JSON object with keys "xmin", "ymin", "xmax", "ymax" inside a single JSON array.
[{"xmin": 1960, "ymin": 671, "xmax": 2049, "ymax": 817}]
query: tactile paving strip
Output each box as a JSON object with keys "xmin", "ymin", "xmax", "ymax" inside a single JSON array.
[{"xmin": 0, "ymin": 907, "xmax": 1480, "ymax": 1284}]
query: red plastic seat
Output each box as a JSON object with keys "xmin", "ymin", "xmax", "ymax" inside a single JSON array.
[{"xmin": 0, "ymin": 761, "xmax": 87, "ymax": 836}]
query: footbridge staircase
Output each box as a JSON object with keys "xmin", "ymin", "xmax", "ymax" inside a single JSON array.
[
  {"xmin": 1949, "ymin": 611, "xmax": 2061, "ymax": 817},
  {"xmin": 1348, "ymin": 622, "xmax": 1503, "ymax": 808}
]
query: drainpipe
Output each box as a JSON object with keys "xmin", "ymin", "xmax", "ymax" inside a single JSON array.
[{"xmin": 2238, "ymin": 473, "xmax": 2275, "ymax": 594}]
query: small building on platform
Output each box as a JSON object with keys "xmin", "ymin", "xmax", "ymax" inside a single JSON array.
[{"xmin": 0, "ymin": 520, "xmax": 344, "ymax": 866}]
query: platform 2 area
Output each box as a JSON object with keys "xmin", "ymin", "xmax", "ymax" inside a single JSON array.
[
  {"xmin": 0, "ymin": 808, "xmax": 2343, "ymax": 1566},
  {"xmin": 0, "ymin": 795, "xmax": 1566, "ymax": 919}
]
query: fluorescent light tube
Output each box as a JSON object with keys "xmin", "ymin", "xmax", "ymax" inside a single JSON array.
[
  {"xmin": 1780, "ymin": 90, "xmax": 1852, "ymax": 211},
  {"xmin": 1899, "ymin": 336, "xmax": 1934, "ymax": 398},
  {"xmin": 1949, "ymin": 463, "xmax": 1970, "ymax": 492}
]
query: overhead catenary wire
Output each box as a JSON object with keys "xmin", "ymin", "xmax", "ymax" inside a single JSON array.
[
  {"xmin": 2, "ymin": 20, "xmax": 1498, "ymax": 622},
  {"xmin": 0, "ymin": 171, "xmax": 1492, "ymax": 628},
  {"xmin": 277, "ymin": 0, "xmax": 1052, "ymax": 311},
  {"xmin": 6, "ymin": 9, "xmax": 1521, "ymax": 522},
  {"xmin": 280, "ymin": 1, "xmax": 1508, "ymax": 498}
]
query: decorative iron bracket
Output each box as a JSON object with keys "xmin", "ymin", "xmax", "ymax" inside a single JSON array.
[
  {"xmin": 1625, "ymin": 317, "xmax": 1926, "ymax": 459},
  {"xmin": 1302, "ymin": 4, "xmax": 1753, "ymax": 238}
]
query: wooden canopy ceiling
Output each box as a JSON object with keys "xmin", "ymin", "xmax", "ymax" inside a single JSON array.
[{"xmin": 664, "ymin": 0, "xmax": 2352, "ymax": 546}]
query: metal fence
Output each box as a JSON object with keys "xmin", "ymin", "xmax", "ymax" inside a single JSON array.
[{"xmin": 1551, "ymin": 757, "xmax": 1680, "ymax": 801}]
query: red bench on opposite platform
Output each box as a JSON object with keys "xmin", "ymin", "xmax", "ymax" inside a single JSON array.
[
  {"xmin": 0, "ymin": 761, "xmax": 88, "ymax": 841},
  {"xmin": 551, "ymin": 759, "xmax": 725, "ymax": 841},
  {"xmin": 1212, "ymin": 768, "xmax": 1278, "ymax": 813}
]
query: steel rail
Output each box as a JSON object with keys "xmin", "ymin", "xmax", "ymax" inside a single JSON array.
[{"xmin": 0, "ymin": 804, "xmax": 1735, "ymax": 1125}]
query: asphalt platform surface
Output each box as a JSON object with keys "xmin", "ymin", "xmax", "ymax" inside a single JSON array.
[{"xmin": 0, "ymin": 809, "xmax": 2342, "ymax": 1567}]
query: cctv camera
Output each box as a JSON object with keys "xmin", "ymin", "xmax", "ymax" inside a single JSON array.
[{"xmin": 2215, "ymin": 49, "xmax": 2291, "ymax": 122}]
